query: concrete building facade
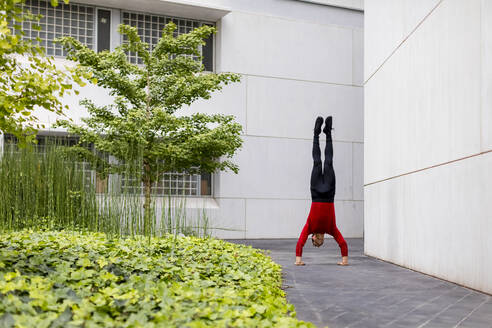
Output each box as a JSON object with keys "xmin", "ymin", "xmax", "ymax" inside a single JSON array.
[
  {"xmin": 8, "ymin": 0, "xmax": 364, "ymax": 239},
  {"xmin": 365, "ymin": 0, "xmax": 492, "ymax": 294}
]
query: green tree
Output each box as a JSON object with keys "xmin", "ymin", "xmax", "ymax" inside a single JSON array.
[
  {"xmin": 56, "ymin": 23, "xmax": 242, "ymax": 235},
  {"xmin": 0, "ymin": 0, "xmax": 83, "ymax": 144}
]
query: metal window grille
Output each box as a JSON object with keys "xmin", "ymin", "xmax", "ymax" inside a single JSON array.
[
  {"xmin": 121, "ymin": 171, "xmax": 211, "ymax": 197},
  {"xmin": 15, "ymin": 0, "xmax": 95, "ymax": 56},
  {"xmin": 121, "ymin": 10, "xmax": 211, "ymax": 65}
]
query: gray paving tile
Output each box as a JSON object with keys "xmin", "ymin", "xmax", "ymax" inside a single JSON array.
[
  {"xmin": 325, "ymin": 311, "xmax": 365, "ymax": 327},
  {"xmin": 390, "ymin": 314, "xmax": 431, "ymax": 327},
  {"xmin": 229, "ymin": 239, "xmax": 492, "ymax": 328},
  {"xmin": 421, "ymin": 293, "xmax": 490, "ymax": 327},
  {"xmin": 457, "ymin": 316, "xmax": 492, "ymax": 328},
  {"xmin": 350, "ymin": 318, "xmax": 388, "ymax": 328}
]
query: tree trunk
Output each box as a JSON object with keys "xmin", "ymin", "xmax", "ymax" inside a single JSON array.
[
  {"xmin": 143, "ymin": 71, "xmax": 153, "ymax": 237},
  {"xmin": 143, "ymin": 161, "xmax": 152, "ymax": 237}
]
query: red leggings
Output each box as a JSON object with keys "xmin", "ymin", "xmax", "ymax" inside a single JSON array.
[{"xmin": 296, "ymin": 202, "xmax": 348, "ymax": 257}]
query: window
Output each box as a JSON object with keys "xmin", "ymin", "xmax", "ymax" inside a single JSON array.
[
  {"xmin": 121, "ymin": 172, "xmax": 212, "ymax": 196},
  {"xmin": 13, "ymin": 2, "xmax": 215, "ymax": 70},
  {"xmin": 121, "ymin": 10, "xmax": 214, "ymax": 70},
  {"xmin": 16, "ymin": 0, "xmax": 95, "ymax": 56}
]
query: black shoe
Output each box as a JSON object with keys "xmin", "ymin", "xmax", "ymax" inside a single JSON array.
[
  {"xmin": 323, "ymin": 116, "xmax": 333, "ymax": 134},
  {"xmin": 314, "ymin": 116, "xmax": 323, "ymax": 135}
]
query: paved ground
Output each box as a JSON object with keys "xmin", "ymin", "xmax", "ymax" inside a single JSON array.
[{"xmin": 229, "ymin": 238, "xmax": 492, "ymax": 328}]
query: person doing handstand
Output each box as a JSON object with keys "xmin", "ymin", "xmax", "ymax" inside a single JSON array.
[{"xmin": 295, "ymin": 116, "xmax": 348, "ymax": 266}]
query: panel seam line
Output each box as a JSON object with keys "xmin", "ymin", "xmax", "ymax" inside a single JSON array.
[
  {"xmin": 364, "ymin": 149, "xmax": 492, "ymax": 186},
  {"xmin": 364, "ymin": 0, "xmax": 445, "ymax": 85},
  {"xmin": 225, "ymin": 72, "xmax": 363, "ymax": 88}
]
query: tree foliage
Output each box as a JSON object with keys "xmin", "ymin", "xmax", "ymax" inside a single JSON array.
[
  {"xmin": 0, "ymin": 0, "xmax": 83, "ymax": 144},
  {"xmin": 56, "ymin": 22, "xmax": 242, "ymax": 228}
]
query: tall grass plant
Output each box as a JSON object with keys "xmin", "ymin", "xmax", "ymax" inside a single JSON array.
[{"xmin": 0, "ymin": 144, "xmax": 212, "ymax": 238}]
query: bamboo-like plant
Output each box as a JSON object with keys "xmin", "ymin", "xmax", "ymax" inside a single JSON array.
[
  {"xmin": 0, "ymin": 143, "xmax": 213, "ymax": 237},
  {"xmin": 0, "ymin": 144, "xmax": 98, "ymax": 232}
]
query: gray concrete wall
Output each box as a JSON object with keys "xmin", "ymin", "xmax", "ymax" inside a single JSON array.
[
  {"xmin": 364, "ymin": 0, "xmax": 492, "ymax": 294},
  {"xmin": 32, "ymin": 0, "xmax": 364, "ymax": 239}
]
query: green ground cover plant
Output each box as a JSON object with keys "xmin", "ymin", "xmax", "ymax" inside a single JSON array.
[{"xmin": 0, "ymin": 230, "xmax": 313, "ymax": 327}]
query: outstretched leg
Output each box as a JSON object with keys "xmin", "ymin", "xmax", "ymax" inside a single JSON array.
[
  {"xmin": 311, "ymin": 117, "xmax": 324, "ymax": 188},
  {"xmin": 323, "ymin": 116, "xmax": 334, "ymax": 172},
  {"xmin": 323, "ymin": 116, "xmax": 336, "ymax": 195}
]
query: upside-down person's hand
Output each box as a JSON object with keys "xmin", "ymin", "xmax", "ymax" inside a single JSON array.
[
  {"xmin": 295, "ymin": 256, "xmax": 305, "ymax": 266},
  {"xmin": 337, "ymin": 256, "xmax": 349, "ymax": 266}
]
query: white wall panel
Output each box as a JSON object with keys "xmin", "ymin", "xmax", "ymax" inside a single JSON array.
[
  {"xmin": 217, "ymin": 136, "xmax": 311, "ymax": 199},
  {"xmin": 295, "ymin": 0, "xmax": 363, "ymax": 11},
  {"xmin": 183, "ymin": 78, "xmax": 247, "ymax": 128},
  {"xmin": 335, "ymin": 200, "xmax": 363, "ymax": 238},
  {"xmin": 364, "ymin": 0, "xmax": 441, "ymax": 80},
  {"xmin": 482, "ymin": 0, "xmax": 492, "ymax": 152},
  {"xmin": 245, "ymin": 199, "xmax": 311, "ymax": 239},
  {"xmin": 365, "ymin": 152, "xmax": 492, "ymax": 294},
  {"xmin": 246, "ymin": 76, "xmax": 363, "ymax": 142},
  {"xmin": 365, "ymin": 0, "xmax": 482, "ymax": 184},
  {"xmin": 191, "ymin": 0, "xmax": 364, "ymax": 28},
  {"xmin": 218, "ymin": 11, "xmax": 353, "ymax": 84},
  {"xmin": 218, "ymin": 136, "xmax": 354, "ymax": 201},
  {"xmin": 352, "ymin": 28, "xmax": 364, "ymax": 86},
  {"xmin": 35, "ymin": 82, "xmax": 114, "ymax": 130},
  {"xmin": 353, "ymin": 142, "xmax": 364, "ymax": 200},
  {"xmin": 333, "ymin": 141, "xmax": 354, "ymax": 200},
  {"xmin": 210, "ymin": 198, "xmax": 246, "ymax": 239}
]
